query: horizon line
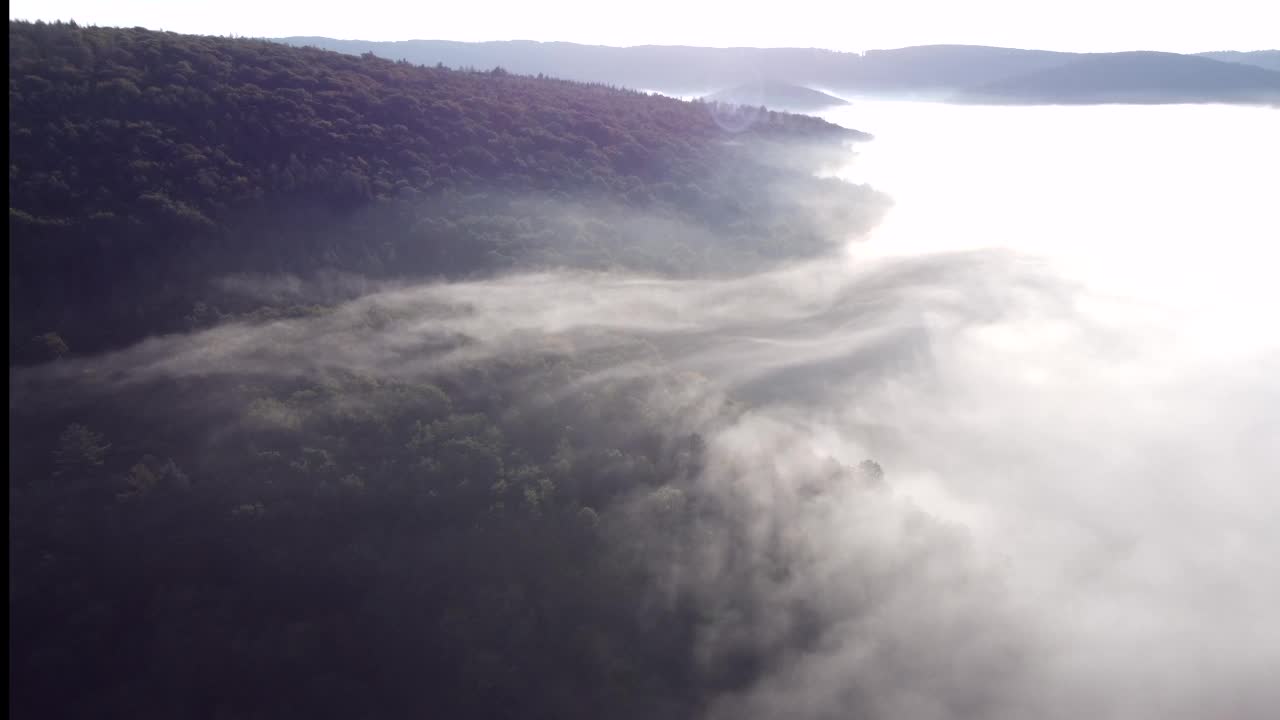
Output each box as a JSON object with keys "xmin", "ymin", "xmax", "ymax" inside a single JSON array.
[{"xmin": 8, "ymin": 19, "xmax": 1278, "ymax": 56}]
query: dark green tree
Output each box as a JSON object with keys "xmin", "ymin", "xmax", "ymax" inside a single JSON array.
[{"xmin": 53, "ymin": 423, "xmax": 111, "ymax": 477}]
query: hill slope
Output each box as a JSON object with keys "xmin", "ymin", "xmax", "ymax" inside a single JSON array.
[
  {"xmin": 279, "ymin": 38, "xmax": 1280, "ymax": 105},
  {"xmin": 1196, "ymin": 50, "xmax": 1280, "ymax": 72},
  {"xmin": 9, "ymin": 21, "xmax": 891, "ymax": 720},
  {"xmin": 705, "ymin": 82, "xmax": 849, "ymax": 112},
  {"xmin": 844, "ymin": 44, "xmax": 1075, "ymax": 91},
  {"xmin": 279, "ymin": 38, "xmax": 863, "ymax": 94},
  {"xmin": 277, "ymin": 38, "xmax": 1077, "ymax": 95},
  {"xmin": 10, "ymin": 21, "xmax": 881, "ymax": 358}
]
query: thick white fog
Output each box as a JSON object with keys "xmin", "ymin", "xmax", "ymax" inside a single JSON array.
[{"xmin": 805, "ymin": 100, "xmax": 1280, "ymax": 717}]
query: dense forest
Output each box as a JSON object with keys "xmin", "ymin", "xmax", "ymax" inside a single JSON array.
[{"xmin": 9, "ymin": 21, "xmax": 905, "ymax": 720}]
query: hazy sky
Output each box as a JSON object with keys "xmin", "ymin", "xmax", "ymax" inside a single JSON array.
[{"xmin": 8, "ymin": 0, "xmax": 1279, "ymax": 52}]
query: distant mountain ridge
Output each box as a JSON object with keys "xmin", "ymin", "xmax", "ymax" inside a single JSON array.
[
  {"xmin": 959, "ymin": 51, "xmax": 1280, "ymax": 105},
  {"xmin": 1196, "ymin": 50, "xmax": 1280, "ymax": 72},
  {"xmin": 277, "ymin": 38, "xmax": 1280, "ymax": 106}
]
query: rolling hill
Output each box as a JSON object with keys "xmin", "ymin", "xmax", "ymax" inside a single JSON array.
[
  {"xmin": 9, "ymin": 21, "xmax": 880, "ymax": 359},
  {"xmin": 9, "ymin": 21, "xmax": 893, "ymax": 720},
  {"xmin": 277, "ymin": 37, "xmax": 1280, "ymax": 105},
  {"xmin": 276, "ymin": 38, "xmax": 1077, "ymax": 95},
  {"xmin": 704, "ymin": 82, "xmax": 849, "ymax": 112},
  {"xmin": 1196, "ymin": 50, "xmax": 1280, "ymax": 72},
  {"xmin": 957, "ymin": 51, "xmax": 1280, "ymax": 104}
]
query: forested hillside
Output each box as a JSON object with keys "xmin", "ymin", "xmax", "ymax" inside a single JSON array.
[
  {"xmin": 9, "ymin": 20, "xmax": 881, "ymax": 360},
  {"xmin": 10, "ymin": 21, "xmax": 893, "ymax": 720}
]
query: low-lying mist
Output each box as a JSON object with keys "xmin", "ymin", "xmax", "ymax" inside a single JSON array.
[{"xmin": 12, "ymin": 101, "xmax": 1279, "ymax": 719}]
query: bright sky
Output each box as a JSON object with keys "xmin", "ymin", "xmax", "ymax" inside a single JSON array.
[{"xmin": 8, "ymin": 0, "xmax": 1278, "ymax": 53}]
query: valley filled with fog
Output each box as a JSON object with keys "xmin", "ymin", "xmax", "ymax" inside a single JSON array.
[
  {"xmin": 358, "ymin": 100, "xmax": 1280, "ymax": 717},
  {"xmin": 360, "ymin": 99, "xmax": 1280, "ymax": 717},
  {"xmin": 118, "ymin": 100, "xmax": 1280, "ymax": 717},
  {"xmin": 11, "ymin": 24, "xmax": 1278, "ymax": 715}
]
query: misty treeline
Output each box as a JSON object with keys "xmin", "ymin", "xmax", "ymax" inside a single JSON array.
[
  {"xmin": 11, "ymin": 334, "xmax": 694, "ymax": 717},
  {"xmin": 9, "ymin": 21, "xmax": 912, "ymax": 720}
]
